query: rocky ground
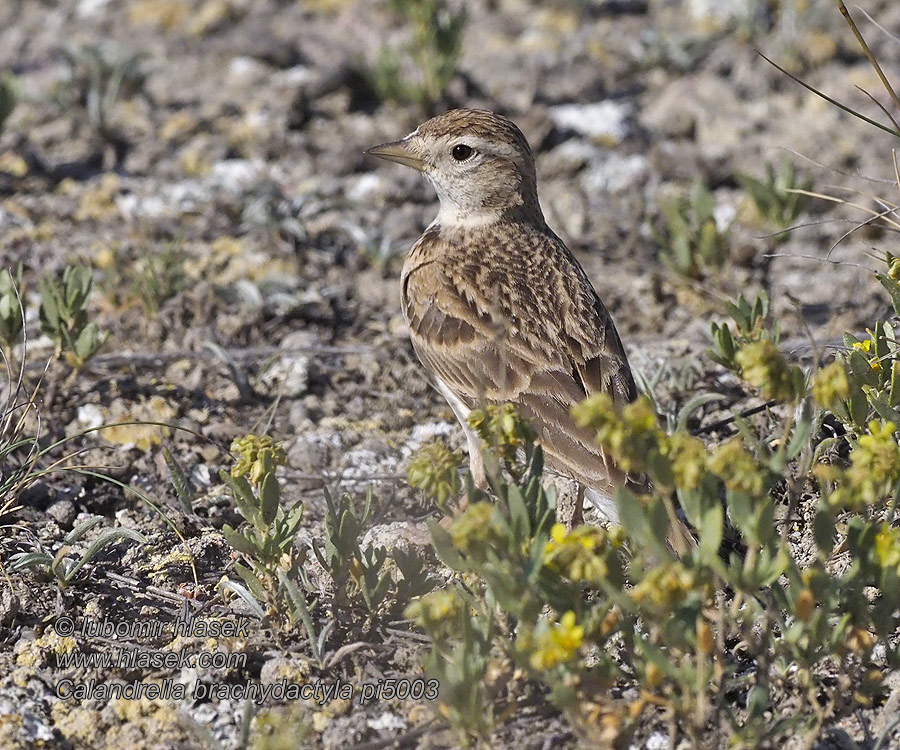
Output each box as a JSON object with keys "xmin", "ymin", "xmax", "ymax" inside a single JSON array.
[{"xmin": 1, "ymin": 0, "xmax": 900, "ymax": 748}]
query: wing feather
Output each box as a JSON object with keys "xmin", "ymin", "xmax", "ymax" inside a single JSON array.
[{"xmin": 402, "ymin": 224, "xmax": 638, "ymax": 494}]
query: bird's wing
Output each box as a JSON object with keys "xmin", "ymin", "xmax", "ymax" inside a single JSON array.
[{"xmin": 401, "ymin": 227, "xmax": 638, "ymax": 492}]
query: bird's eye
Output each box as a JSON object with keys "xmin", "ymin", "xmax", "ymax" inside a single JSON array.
[{"xmin": 451, "ymin": 144, "xmax": 474, "ymax": 161}]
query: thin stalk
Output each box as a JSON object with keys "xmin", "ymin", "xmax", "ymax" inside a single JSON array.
[{"xmin": 836, "ymin": 1, "xmax": 900, "ymax": 116}]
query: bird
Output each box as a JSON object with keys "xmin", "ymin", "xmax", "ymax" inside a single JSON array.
[{"xmin": 367, "ymin": 108, "xmax": 689, "ymax": 546}]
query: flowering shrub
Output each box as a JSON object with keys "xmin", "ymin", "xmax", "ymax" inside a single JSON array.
[{"xmin": 406, "ymin": 253, "xmax": 900, "ymax": 745}]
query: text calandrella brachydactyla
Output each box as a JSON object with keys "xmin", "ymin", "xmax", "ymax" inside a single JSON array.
[{"xmin": 55, "ymin": 677, "xmax": 441, "ymax": 705}]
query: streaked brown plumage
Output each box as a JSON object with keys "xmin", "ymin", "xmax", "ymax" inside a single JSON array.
[{"xmin": 367, "ymin": 109, "xmax": 649, "ymax": 525}]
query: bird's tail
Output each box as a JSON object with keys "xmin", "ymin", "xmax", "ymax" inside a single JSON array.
[{"xmin": 583, "ymin": 487, "xmax": 620, "ymax": 525}]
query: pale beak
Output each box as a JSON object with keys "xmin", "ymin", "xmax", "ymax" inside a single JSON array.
[{"xmin": 365, "ymin": 139, "xmax": 425, "ymax": 171}]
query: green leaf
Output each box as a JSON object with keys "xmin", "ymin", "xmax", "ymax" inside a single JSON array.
[
  {"xmin": 278, "ymin": 570, "xmax": 322, "ymax": 660},
  {"xmin": 10, "ymin": 552, "xmax": 54, "ymax": 572},
  {"xmin": 786, "ymin": 399, "xmax": 814, "ymax": 459},
  {"xmin": 218, "ymin": 579, "xmax": 266, "ymax": 619},
  {"xmin": 222, "ymin": 524, "xmax": 257, "ymax": 557},
  {"xmin": 73, "ymin": 322, "xmax": 106, "ymax": 362},
  {"xmin": 746, "ymin": 683, "xmax": 770, "ymax": 719},
  {"xmin": 427, "ymin": 519, "xmax": 465, "ymax": 570},
  {"xmin": 219, "ymin": 469, "xmax": 262, "ymax": 527},
  {"xmin": 877, "ymin": 273, "xmax": 900, "ymax": 316},
  {"xmin": 698, "ymin": 503, "xmax": 724, "ymax": 564},
  {"xmin": 234, "ymin": 561, "xmax": 268, "ymax": 602},
  {"xmin": 64, "ymin": 527, "xmax": 147, "ymax": 582},
  {"xmin": 164, "ymin": 447, "xmax": 194, "ymax": 513},
  {"xmin": 868, "ymin": 392, "xmax": 900, "ymax": 424},
  {"xmin": 616, "ymin": 488, "xmax": 668, "ymax": 559},
  {"xmin": 726, "ymin": 489, "xmax": 752, "ymax": 532},
  {"xmin": 848, "ymin": 350, "xmax": 880, "ymax": 387},
  {"xmin": 259, "ymin": 471, "xmax": 280, "ymax": 526},
  {"xmin": 506, "ymin": 482, "xmax": 529, "ymax": 542},
  {"xmin": 813, "ymin": 509, "xmax": 835, "ymax": 554},
  {"xmin": 63, "ymin": 515, "xmax": 103, "ymax": 543},
  {"xmin": 849, "ymin": 389, "xmax": 870, "ymax": 428}
]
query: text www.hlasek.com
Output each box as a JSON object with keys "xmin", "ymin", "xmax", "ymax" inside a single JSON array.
[{"xmin": 56, "ymin": 648, "xmax": 246, "ymax": 670}]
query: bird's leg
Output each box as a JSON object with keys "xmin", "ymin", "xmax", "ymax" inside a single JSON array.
[
  {"xmin": 466, "ymin": 433, "xmax": 487, "ymax": 491},
  {"xmin": 571, "ymin": 484, "xmax": 585, "ymax": 528}
]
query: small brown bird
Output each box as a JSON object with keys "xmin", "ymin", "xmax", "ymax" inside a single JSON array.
[{"xmin": 367, "ymin": 109, "xmax": 651, "ymax": 528}]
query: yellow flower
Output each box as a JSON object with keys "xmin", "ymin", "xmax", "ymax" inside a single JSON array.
[
  {"xmin": 572, "ymin": 394, "xmax": 666, "ymax": 474},
  {"xmin": 405, "ymin": 589, "xmax": 461, "ymax": 625},
  {"xmin": 794, "ymin": 589, "xmax": 815, "ymax": 621},
  {"xmin": 852, "ymin": 333, "xmax": 883, "ymax": 372},
  {"xmin": 874, "ymin": 524, "xmax": 900, "ymax": 571},
  {"xmin": 449, "ymin": 502, "xmax": 499, "ymax": 556},
  {"xmin": 811, "ymin": 362, "xmax": 850, "ymax": 410},
  {"xmin": 544, "ymin": 524, "xmax": 616, "ymax": 585},
  {"xmin": 708, "ymin": 439, "xmax": 767, "ymax": 496},
  {"xmin": 529, "ymin": 611, "xmax": 584, "ymax": 671},
  {"xmin": 735, "ymin": 340, "xmax": 797, "ymax": 402},
  {"xmin": 231, "ymin": 434, "xmax": 286, "ymax": 486},
  {"xmin": 407, "ymin": 440, "xmax": 462, "ymax": 509},
  {"xmin": 847, "ymin": 421, "xmax": 900, "ymax": 503},
  {"xmin": 630, "ymin": 564, "xmax": 696, "ymax": 610},
  {"xmin": 665, "ymin": 433, "xmax": 707, "ymax": 490},
  {"xmin": 468, "ymin": 403, "xmax": 534, "ymax": 469},
  {"xmin": 696, "ymin": 619, "xmax": 714, "ymax": 655}
]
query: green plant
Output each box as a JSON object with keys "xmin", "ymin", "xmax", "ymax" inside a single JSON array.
[
  {"xmin": 38, "ymin": 264, "xmax": 108, "ymax": 369},
  {"xmin": 218, "ymin": 435, "xmax": 308, "ymax": 629},
  {"xmin": 736, "ymin": 157, "xmax": 813, "ymax": 232},
  {"xmin": 708, "ymin": 289, "xmax": 774, "ymax": 367},
  {"xmin": 163, "ymin": 446, "xmax": 196, "ymax": 514},
  {"xmin": 656, "ymin": 180, "xmax": 731, "ymax": 278},
  {"xmin": 10, "ymin": 515, "xmax": 146, "ymax": 587},
  {"xmin": 61, "ymin": 42, "xmax": 146, "ymax": 144},
  {"xmin": 407, "ymin": 438, "xmax": 462, "ymax": 512},
  {"xmin": 311, "ymin": 490, "xmax": 394, "ymax": 615},
  {"xmin": 402, "ymin": 277, "xmax": 900, "ymax": 746},
  {"xmin": 132, "ymin": 245, "xmax": 189, "ymax": 316},
  {"xmin": 707, "ymin": 290, "xmax": 806, "ymax": 403},
  {"xmin": 366, "ymin": 0, "xmax": 467, "ymax": 107},
  {"xmin": 0, "ymin": 265, "xmax": 24, "ymax": 354},
  {"xmin": 0, "ymin": 72, "xmax": 16, "ymax": 135}
]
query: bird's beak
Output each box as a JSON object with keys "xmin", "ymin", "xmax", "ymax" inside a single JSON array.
[{"xmin": 365, "ymin": 139, "xmax": 425, "ymax": 171}]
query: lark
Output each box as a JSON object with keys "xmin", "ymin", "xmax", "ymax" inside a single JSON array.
[{"xmin": 368, "ymin": 109, "xmax": 679, "ymax": 537}]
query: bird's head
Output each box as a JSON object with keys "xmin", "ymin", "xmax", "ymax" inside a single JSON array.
[{"xmin": 367, "ymin": 109, "xmax": 542, "ymax": 228}]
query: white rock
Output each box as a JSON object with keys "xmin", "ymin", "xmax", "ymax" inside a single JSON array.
[
  {"xmin": 367, "ymin": 713, "xmax": 407, "ymax": 732},
  {"xmin": 227, "ymin": 57, "xmax": 270, "ymax": 82},
  {"xmin": 347, "ymin": 173, "xmax": 385, "ymax": 203},
  {"xmin": 637, "ymin": 732, "xmax": 670, "ymax": 750},
  {"xmin": 77, "ymin": 0, "xmax": 112, "ymax": 17},
  {"xmin": 550, "ymin": 101, "xmax": 634, "ymax": 144},
  {"xmin": 75, "ymin": 404, "xmax": 105, "ymax": 431},
  {"xmin": 208, "ymin": 160, "xmax": 267, "ymax": 194},
  {"xmin": 271, "ymin": 66, "xmax": 316, "ymax": 88},
  {"xmin": 582, "ymin": 153, "xmax": 650, "ymax": 194},
  {"xmin": 258, "ymin": 353, "xmax": 309, "ymax": 398},
  {"xmin": 713, "ymin": 202, "xmax": 737, "ymax": 233},
  {"xmin": 362, "ymin": 521, "xmax": 432, "ymax": 552},
  {"xmin": 688, "ymin": 0, "xmax": 759, "ymax": 25}
]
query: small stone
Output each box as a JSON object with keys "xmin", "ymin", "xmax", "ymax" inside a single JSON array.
[
  {"xmin": 549, "ymin": 101, "xmax": 634, "ymax": 145},
  {"xmin": 46, "ymin": 499, "xmax": 77, "ymax": 528},
  {"xmin": 0, "ymin": 589, "xmax": 20, "ymax": 626},
  {"xmin": 361, "ymin": 521, "xmax": 432, "ymax": 553}
]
